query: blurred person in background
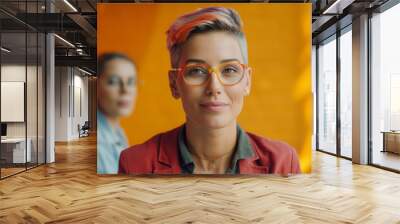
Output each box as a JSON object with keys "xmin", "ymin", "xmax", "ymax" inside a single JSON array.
[{"xmin": 97, "ymin": 52, "xmax": 137, "ymax": 174}]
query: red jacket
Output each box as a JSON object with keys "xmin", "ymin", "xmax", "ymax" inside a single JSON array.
[{"xmin": 119, "ymin": 126, "xmax": 301, "ymax": 175}]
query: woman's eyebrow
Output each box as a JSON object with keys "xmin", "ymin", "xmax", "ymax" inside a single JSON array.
[
  {"xmin": 185, "ymin": 59, "xmax": 206, "ymax": 64},
  {"xmin": 220, "ymin": 58, "xmax": 240, "ymax": 63},
  {"xmin": 185, "ymin": 58, "xmax": 240, "ymax": 64}
]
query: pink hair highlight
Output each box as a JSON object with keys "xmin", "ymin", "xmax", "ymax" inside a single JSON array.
[{"xmin": 166, "ymin": 7, "xmax": 247, "ymax": 68}]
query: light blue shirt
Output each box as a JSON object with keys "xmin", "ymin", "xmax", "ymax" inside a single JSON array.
[{"xmin": 97, "ymin": 111, "xmax": 128, "ymax": 174}]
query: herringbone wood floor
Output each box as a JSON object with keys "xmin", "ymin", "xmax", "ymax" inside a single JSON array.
[{"xmin": 0, "ymin": 134, "xmax": 400, "ymax": 224}]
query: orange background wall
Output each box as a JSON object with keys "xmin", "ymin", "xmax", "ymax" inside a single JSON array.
[{"xmin": 98, "ymin": 3, "xmax": 312, "ymax": 173}]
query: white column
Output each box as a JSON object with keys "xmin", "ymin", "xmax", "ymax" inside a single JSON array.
[
  {"xmin": 46, "ymin": 32, "xmax": 55, "ymax": 163},
  {"xmin": 352, "ymin": 14, "xmax": 369, "ymax": 164},
  {"xmin": 45, "ymin": 0, "xmax": 56, "ymax": 163}
]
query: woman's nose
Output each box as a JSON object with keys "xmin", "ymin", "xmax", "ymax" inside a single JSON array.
[
  {"xmin": 120, "ymin": 81, "xmax": 128, "ymax": 94},
  {"xmin": 205, "ymin": 72, "xmax": 222, "ymax": 96}
]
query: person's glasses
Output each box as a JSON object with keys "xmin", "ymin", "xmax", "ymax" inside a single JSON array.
[{"xmin": 172, "ymin": 61, "xmax": 248, "ymax": 86}]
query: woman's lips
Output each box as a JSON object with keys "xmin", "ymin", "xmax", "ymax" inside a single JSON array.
[
  {"xmin": 118, "ymin": 100, "xmax": 130, "ymax": 108},
  {"xmin": 199, "ymin": 101, "xmax": 229, "ymax": 112}
]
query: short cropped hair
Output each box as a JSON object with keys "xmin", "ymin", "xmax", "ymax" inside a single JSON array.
[
  {"xmin": 97, "ymin": 52, "xmax": 135, "ymax": 76},
  {"xmin": 166, "ymin": 7, "xmax": 248, "ymax": 68}
]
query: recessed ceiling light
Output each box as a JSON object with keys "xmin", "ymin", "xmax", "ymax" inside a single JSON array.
[
  {"xmin": 77, "ymin": 67, "xmax": 93, "ymax": 76},
  {"xmin": 1, "ymin": 47, "xmax": 11, "ymax": 53},
  {"xmin": 322, "ymin": 0, "xmax": 354, "ymax": 15},
  {"xmin": 54, "ymin": 34, "xmax": 75, "ymax": 48},
  {"xmin": 63, "ymin": 0, "xmax": 78, "ymax": 12}
]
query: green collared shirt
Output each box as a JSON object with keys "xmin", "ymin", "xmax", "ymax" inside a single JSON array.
[{"xmin": 178, "ymin": 125, "xmax": 254, "ymax": 174}]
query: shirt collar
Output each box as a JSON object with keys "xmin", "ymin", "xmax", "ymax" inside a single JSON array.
[
  {"xmin": 97, "ymin": 110, "xmax": 110, "ymax": 129},
  {"xmin": 178, "ymin": 124, "xmax": 254, "ymax": 174},
  {"xmin": 97, "ymin": 110, "xmax": 127, "ymax": 148},
  {"xmin": 178, "ymin": 125, "xmax": 195, "ymax": 174}
]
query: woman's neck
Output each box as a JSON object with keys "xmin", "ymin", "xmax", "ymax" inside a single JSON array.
[
  {"xmin": 104, "ymin": 114, "xmax": 120, "ymax": 129},
  {"xmin": 185, "ymin": 121, "xmax": 237, "ymax": 174}
]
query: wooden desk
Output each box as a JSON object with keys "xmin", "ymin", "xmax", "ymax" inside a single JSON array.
[
  {"xmin": 0, "ymin": 138, "xmax": 31, "ymax": 164},
  {"xmin": 382, "ymin": 131, "xmax": 400, "ymax": 154}
]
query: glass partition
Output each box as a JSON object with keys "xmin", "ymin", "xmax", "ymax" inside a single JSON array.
[
  {"xmin": 0, "ymin": 1, "xmax": 46, "ymax": 179},
  {"xmin": 1, "ymin": 31, "xmax": 28, "ymax": 178}
]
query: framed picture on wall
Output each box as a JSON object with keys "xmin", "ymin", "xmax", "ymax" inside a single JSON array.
[{"xmin": 97, "ymin": 3, "xmax": 312, "ymax": 175}]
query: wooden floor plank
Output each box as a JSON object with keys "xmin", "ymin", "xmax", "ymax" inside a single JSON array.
[{"xmin": 0, "ymin": 135, "xmax": 399, "ymax": 223}]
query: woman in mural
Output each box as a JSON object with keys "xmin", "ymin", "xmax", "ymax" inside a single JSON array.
[
  {"xmin": 97, "ymin": 53, "xmax": 137, "ymax": 174},
  {"xmin": 118, "ymin": 7, "xmax": 300, "ymax": 175}
]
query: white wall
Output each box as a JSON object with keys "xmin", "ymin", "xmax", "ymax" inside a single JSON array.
[
  {"xmin": 54, "ymin": 67, "xmax": 89, "ymax": 141},
  {"xmin": 55, "ymin": 67, "xmax": 69, "ymax": 141}
]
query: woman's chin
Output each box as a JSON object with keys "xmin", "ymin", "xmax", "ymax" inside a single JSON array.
[
  {"xmin": 118, "ymin": 107, "xmax": 134, "ymax": 117},
  {"xmin": 194, "ymin": 117, "xmax": 234, "ymax": 129}
]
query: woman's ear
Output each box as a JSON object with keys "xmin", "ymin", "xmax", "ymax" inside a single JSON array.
[
  {"xmin": 168, "ymin": 70, "xmax": 181, "ymax": 99},
  {"xmin": 244, "ymin": 67, "xmax": 252, "ymax": 96}
]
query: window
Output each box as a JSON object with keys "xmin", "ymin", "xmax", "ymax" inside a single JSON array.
[
  {"xmin": 317, "ymin": 36, "xmax": 337, "ymax": 154},
  {"xmin": 339, "ymin": 28, "xmax": 352, "ymax": 158},
  {"xmin": 371, "ymin": 2, "xmax": 400, "ymax": 171}
]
